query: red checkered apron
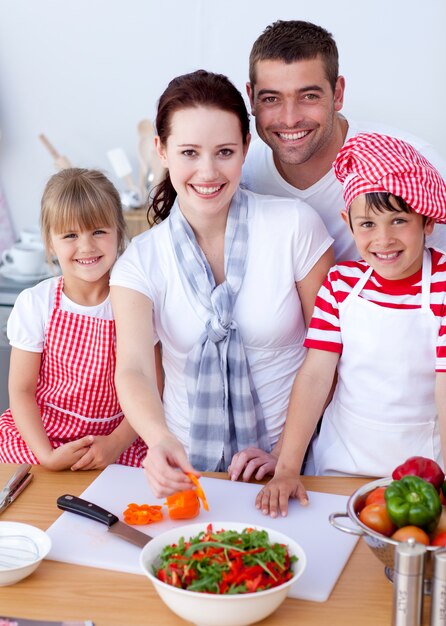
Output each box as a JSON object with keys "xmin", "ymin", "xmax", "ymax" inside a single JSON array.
[{"xmin": 0, "ymin": 277, "xmax": 147, "ymax": 466}]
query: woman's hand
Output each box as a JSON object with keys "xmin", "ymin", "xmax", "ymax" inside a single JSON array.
[
  {"xmin": 143, "ymin": 435, "xmax": 198, "ymax": 497},
  {"xmin": 255, "ymin": 472, "xmax": 309, "ymax": 518},
  {"xmin": 228, "ymin": 447, "xmax": 278, "ymax": 482}
]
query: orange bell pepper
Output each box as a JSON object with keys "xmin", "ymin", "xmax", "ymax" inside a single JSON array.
[
  {"xmin": 165, "ymin": 489, "xmax": 200, "ymax": 520},
  {"xmin": 123, "ymin": 503, "xmax": 164, "ymax": 525}
]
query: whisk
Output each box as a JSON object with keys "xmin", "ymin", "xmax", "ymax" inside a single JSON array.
[{"xmin": 0, "ymin": 533, "xmax": 39, "ymax": 569}]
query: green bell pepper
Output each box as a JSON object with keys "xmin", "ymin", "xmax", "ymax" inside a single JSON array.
[{"xmin": 385, "ymin": 475, "xmax": 442, "ymax": 533}]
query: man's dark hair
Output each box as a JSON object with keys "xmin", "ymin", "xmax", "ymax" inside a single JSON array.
[{"xmin": 249, "ymin": 20, "xmax": 339, "ymax": 91}]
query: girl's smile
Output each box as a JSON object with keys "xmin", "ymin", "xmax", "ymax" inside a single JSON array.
[{"xmin": 342, "ymin": 195, "xmax": 435, "ymax": 280}]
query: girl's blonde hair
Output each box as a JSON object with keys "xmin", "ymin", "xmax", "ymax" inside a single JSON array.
[{"xmin": 40, "ymin": 168, "xmax": 126, "ymax": 255}]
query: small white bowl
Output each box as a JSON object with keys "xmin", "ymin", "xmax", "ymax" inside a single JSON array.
[
  {"xmin": 0, "ymin": 521, "xmax": 52, "ymax": 586},
  {"xmin": 140, "ymin": 521, "xmax": 306, "ymax": 626}
]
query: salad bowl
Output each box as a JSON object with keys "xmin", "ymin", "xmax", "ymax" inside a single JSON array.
[{"xmin": 139, "ymin": 520, "xmax": 306, "ymax": 626}]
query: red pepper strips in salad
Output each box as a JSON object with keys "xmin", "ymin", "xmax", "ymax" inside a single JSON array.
[
  {"xmin": 123, "ymin": 503, "xmax": 163, "ymax": 525},
  {"xmin": 392, "ymin": 456, "xmax": 445, "ymax": 491},
  {"xmin": 154, "ymin": 523, "xmax": 297, "ymax": 594}
]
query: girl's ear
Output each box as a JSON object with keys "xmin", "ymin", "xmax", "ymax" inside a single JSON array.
[{"xmin": 155, "ymin": 136, "xmax": 168, "ymax": 167}]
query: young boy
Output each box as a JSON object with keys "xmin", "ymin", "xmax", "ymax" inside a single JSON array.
[{"xmin": 256, "ymin": 133, "xmax": 446, "ymax": 517}]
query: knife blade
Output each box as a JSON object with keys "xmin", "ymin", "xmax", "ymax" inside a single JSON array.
[
  {"xmin": 0, "ymin": 464, "xmax": 33, "ymax": 513},
  {"xmin": 56, "ymin": 494, "xmax": 152, "ymax": 548}
]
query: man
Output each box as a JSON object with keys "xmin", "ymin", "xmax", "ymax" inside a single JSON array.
[{"xmin": 242, "ymin": 20, "xmax": 446, "ymax": 262}]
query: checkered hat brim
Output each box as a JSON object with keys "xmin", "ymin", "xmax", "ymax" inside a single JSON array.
[{"xmin": 333, "ymin": 133, "xmax": 446, "ymax": 223}]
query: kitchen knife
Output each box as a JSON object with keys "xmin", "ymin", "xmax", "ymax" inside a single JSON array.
[
  {"xmin": 57, "ymin": 494, "xmax": 151, "ymax": 548},
  {"xmin": 0, "ymin": 464, "xmax": 33, "ymax": 514}
]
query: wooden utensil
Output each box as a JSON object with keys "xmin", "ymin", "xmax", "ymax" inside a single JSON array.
[
  {"xmin": 137, "ymin": 119, "xmax": 166, "ymax": 200},
  {"xmin": 38, "ymin": 134, "xmax": 72, "ymax": 170},
  {"xmin": 106, "ymin": 147, "xmax": 139, "ymax": 193}
]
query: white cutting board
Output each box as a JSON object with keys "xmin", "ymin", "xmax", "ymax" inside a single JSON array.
[{"xmin": 46, "ymin": 465, "xmax": 358, "ymax": 602}]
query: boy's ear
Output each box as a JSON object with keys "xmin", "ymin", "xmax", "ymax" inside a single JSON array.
[
  {"xmin": 424, "ymin": 217, "xmax": 435, "ymax": 236},
  {"xmin": 340, "ymin": 210, "xmax": 353, "ymax": 232}
]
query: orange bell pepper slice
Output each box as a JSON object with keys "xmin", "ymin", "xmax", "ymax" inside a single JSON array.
[
  {"xmin": 165, "ymin": 489, "xmax": 200, "ymax": 520},
  {"xmin": 123, "ymin": 503, "xmax": 164, "ymax": 525},
  {"xmin": 187, "ymin": 473, "xmax": 209, "ymax": 511}
]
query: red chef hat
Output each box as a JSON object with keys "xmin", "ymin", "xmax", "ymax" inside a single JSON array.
[{"xmin": 333, "ymin": 133, "xmax": 446, "ymax": 223}]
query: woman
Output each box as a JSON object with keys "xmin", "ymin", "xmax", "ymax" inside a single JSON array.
[{"xmin": 110, "ymin": 70, "xmax": 334, "ymax": 496}]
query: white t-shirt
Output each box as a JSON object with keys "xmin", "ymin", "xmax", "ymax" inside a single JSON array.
[
  {"xmin": 241, "ymin": 120, "xmax": 446, "ymax": 262},
  {"xmin": 110, "ymin": 189, "xmax": 333, "ymax": 451},
  {"xmin": 7, "ymin": 277, "xmax": 114, "ymax": 353}
]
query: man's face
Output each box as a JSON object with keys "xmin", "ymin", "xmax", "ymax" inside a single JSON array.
[{"xmin": 247, "ymin": 57, "xmax": 344, "ymax": 168}]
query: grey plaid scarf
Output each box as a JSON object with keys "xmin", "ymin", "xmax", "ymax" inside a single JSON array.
[{"xmin": 169, "ymin": 189, "xmax": 271, "ymax": 471}]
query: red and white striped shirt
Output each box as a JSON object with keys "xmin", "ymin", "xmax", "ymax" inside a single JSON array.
[{"xmin": 305, "ymin": 248, "xmax": 446, "ymax": 371}]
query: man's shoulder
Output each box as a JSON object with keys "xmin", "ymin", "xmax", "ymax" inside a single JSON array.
[{"xmin": 346, "ymin": 119, "xmax": 435, "ymax": 151}]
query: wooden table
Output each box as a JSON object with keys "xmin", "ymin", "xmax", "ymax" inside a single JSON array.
[{"xmin": 0, "ymin": 465, "xmax": 432, "ymax": 625}]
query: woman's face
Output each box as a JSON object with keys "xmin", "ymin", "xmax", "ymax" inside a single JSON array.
[{"xmin": 156, "ymin": 106, "xmax": 250, "ymax": 223}]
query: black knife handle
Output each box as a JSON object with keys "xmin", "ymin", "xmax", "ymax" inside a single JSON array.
[{"xmin": 57, "ymin": 494, "xmax": 119, "ymax": 527}]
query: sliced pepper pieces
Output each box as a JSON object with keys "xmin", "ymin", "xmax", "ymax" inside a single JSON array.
[
  {"xmin": 165, "ymin": 489, "xmax": 200, "ymax": 520},
  {"xmin": 123, "ymin": 474, "xmax": 209, "ymax": 524},
  {"xmin": 123, "ymin": 503, "xmax": 164, "ymax": 525},
  {"xmin": 187, "ymin": 473, "xmax": 209, "ymax": 511}
]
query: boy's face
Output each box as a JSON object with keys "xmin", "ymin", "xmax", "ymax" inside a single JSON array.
[{"xmin": 341, "ymin": 195, "xmax": 435, "ymax": 280}]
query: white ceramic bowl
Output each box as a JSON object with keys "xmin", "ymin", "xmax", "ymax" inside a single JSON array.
[
  {"xmin": 140, "ymin": 520, "xmax": 306, "ymax": 626},
  {"xmin": 0, "ymin": 521, "xmax": 52, "ymax": 586}
]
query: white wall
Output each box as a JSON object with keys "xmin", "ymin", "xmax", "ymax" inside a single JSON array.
[{"xmin": 0, "ymin": 0, "xmax": 445, "ymax": 233}]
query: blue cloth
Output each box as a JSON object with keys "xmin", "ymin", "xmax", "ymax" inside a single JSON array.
[{"xmin": 168, "ymin": 189, "xmax": 271, "ymax": 471}]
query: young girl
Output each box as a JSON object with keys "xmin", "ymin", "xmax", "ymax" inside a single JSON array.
[
  {"xmin": 256, "ymin": 132, "xmax": 446, "ymax": 517},
  {"xmin": 0, "ymin": 168, "xmax": 147, "ymax": 469},
  {"xmin": 110, "ymin": 69, "xmax": 334, "ymax": 497}
]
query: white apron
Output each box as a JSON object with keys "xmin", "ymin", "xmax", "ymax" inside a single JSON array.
[{"xmin": 307, "ymin": 249, "xmax": 442, "ymax": 476}]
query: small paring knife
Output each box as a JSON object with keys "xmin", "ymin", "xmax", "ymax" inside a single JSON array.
[
  {"xmin": 56, "ymin": 494, "xmax": 152, "ymax": 548},
  {"xmin": 0, "ymin": 464, "xmax": 33, "ymax": 514}
]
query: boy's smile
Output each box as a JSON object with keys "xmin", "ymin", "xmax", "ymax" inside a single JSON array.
[{"xmin": 342, "ymin": 195, "xmax": 435, "ymax": 281}]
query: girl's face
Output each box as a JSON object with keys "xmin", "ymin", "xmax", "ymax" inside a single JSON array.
[
  {"xmin": 49, "ymin": 224, "xmax": 119, "ymax": 288},
  {"xmin": 156, "ymin": 106, "xmax": 250, "ymax": 223},
  {"xmin": 342, "ymin": 195, "xmax": 435, "ymax": 280}
]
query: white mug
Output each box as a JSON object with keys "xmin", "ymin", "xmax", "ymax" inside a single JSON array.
[
  {"xmin": 19, "ymin": 226, "xmax": 43, "ymax": 247},
  {"xmin": 2, "ymin": 242, "xmax": 46, "ymax": 275}
]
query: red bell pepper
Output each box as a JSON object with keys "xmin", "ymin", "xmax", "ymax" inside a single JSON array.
[{"xmin": 392, "ymin": 456, "xmax": 445, "ymax": 491}]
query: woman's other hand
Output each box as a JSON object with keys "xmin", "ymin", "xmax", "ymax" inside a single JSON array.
[{"xmin": 228, "ymin": 447, "xmax": 278, "ymax": 482}]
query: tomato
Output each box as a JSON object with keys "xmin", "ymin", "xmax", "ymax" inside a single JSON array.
[
  {"xmin": 358, "ymin": 503, "xmax": 396, "ymax": 536},
  {"xmin": 391, "ymin": 526, "xmax": 430, "ymax": 545},
  {"xmin": 365, "ymin": 487, "xmax": 387, "ymax": 507},
  {"xmin": 431, "ymin": 531, "xmax": 446, "ymax": 547}
]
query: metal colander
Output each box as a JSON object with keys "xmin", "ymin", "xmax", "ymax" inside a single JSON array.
[{"xmin": 329, "ymin": 476, "xmax": 440, "ymax": 587}]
